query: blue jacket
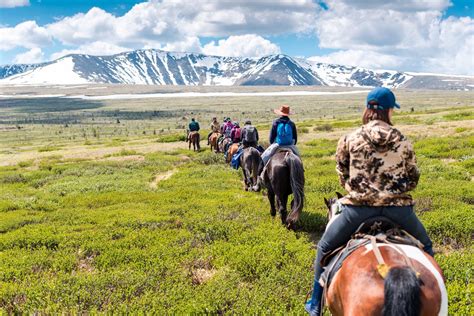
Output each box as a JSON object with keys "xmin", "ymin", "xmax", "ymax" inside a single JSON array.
[
  {"xmin": 189, "ymin": 121, "xmax": 200, "ymax": 132},
  {"xmin": 269, "ymin": 116, "xmax": 297, "ymax": 145}
]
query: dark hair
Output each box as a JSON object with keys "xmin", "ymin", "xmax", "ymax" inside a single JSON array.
[{"xmin": 362, "ymin": 108, "xmax": 392, "ymax": 125}]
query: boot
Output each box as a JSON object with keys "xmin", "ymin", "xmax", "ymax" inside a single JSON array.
[{"xmin": 305, "ymin": 282, "xmax": 323, "ymax": 316}]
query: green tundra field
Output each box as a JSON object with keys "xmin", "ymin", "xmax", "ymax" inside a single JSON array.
[{"xmin": 0, "ymin": 86, "xmax": 472, "ymax": 314}]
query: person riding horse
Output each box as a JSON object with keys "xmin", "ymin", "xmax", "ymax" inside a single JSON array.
[
  {"xmin": 187, "ymin": 118, "xmax": 200, "ymax": 140},
  {"xmin": 241, "ymin": 120, "xmax": 259, "ymax": 149},
  {"xmin": 253, "ymin": 105, "xmax": 300, "ymax": 191},
  {"xmin": 207, "ymin": 117, "xmax": 220, "ymax": 145},
  {"xmin": 305, "ymin": 87, "xmax": 434, "ymax": 316}
]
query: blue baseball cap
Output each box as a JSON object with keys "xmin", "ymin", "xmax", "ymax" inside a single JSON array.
[{"xmin": 366, "ymin": 87, "xmax": 400, "ymax": 110}]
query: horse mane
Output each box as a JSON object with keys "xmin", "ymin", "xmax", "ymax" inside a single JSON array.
[{"xmin": 383, "ymin": 266, "xmax": 421, "ymax": 316}]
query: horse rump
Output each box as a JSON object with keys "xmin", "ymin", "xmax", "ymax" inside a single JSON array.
[
  {"xmin": 285, "ymin": 152, "xmax": 304, "ymax": 225},
  {"xmin": 383, "ymin": 266, "xmax": 421, "ymax": 316}
]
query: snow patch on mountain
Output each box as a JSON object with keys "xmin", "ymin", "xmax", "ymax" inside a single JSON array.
[
  {"xmin": 2, "ymin": 57, "xmax": 88, "ymax": 84},
  {"xmin": 1, "ymin": 49, "xmax": 473, "ymax": 90}
]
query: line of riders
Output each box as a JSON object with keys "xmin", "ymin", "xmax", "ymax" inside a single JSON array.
[{"xmin": 186, "ymin": 87, "xmax": 446, "ymax": 315}]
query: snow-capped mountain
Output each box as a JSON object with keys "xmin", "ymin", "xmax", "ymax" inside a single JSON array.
[{"xmin": 1, "ymin": 49, "xmax": 473, "ymax": 90}]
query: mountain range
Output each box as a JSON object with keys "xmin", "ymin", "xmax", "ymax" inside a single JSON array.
[{"xmin": 1, "ymin": 49, "xmax": 473, "ymax": 90}]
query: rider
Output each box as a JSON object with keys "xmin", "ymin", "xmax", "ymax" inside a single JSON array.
[
  {"xmin": 305, "ymin": 87, "xmax": 434, "ymax": 316},
  {"xmin": 241, "ymin": 120, "xmax": 259, "ymax": 149},
  {"xmin": 223, "ymin": 118, "xmax": 234, "ymax": 138},
  {"xmin": 207, "ymin": 117, "xmax": 220, "ymax": 145},
  {"xmin": 253, "ymin": 105, "xmax": 299, "ymax": 191},
  {"xmin": 187, "ymin": 118, "xmax": 200, "ymax": 141},
  {"xmin": 230, "ymin": 121, "xmax": 242, "ymax": 144}
]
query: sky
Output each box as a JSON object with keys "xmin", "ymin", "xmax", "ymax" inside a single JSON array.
[{"xmin": 0, "ymin": 0, "xmax": 473, "ymax": 75}]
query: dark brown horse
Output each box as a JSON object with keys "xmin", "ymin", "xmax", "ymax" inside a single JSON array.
[
  {"xmin": 188, "ymin": 131, "xmax": 200, "ymax": 151},
  {"xmin": 322, "ymin": 195, "xmax": 447, "ymax": 315},
  {"xmin": 262, "ymin": 150, "xmax": 304, "ymax": 227},
  {"xmin": 240, "ymin": 147, "xmax": 261, "ymax": 191},
  {"xmin": 209, "ymin": 132, "xmax": 220, "ymax": 152}
]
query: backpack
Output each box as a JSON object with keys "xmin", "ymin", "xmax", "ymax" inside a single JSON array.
[
  {"xmin": 244, "ymin": 126, "xmax": 257, "ymax": 142},
  {"xmin": 233, "ymin": 128, "xmax": 242, "ymax": 141},
  {"xmin": 276, "ymin": 121, "xmax": 293, "ymax": 146},
  {"xmin": 224, "ymin": 123, "xmax": 233, "ymax": 137}
]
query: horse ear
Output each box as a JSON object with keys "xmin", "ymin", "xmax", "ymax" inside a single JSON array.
[
  {"xmin": 324, "ymin": 197, "xmax": 329, "ymax": 207},
  {"xmin": 336, "ymin": 192, "xmax": 344, "ymax": 199}
]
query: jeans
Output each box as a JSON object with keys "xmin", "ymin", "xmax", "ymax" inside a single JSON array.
[
  {"xmin": 308, "ymin": 204, "xmax": 433, "ymax": 313},
  {"xmin": 261, "ymin": 143, "xmax": 300, "ymax": 165}
]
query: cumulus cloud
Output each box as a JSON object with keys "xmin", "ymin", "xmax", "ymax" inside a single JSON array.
[
  {"xmin": 160, "ymin": 37, "xmax": 203, "ymax": 54},
  {"xmin": 308, "ymin": 50, "xmax": 403, "ymax": 70},
  {"xmin": 1, "ymin": 0, "xmax": 472, "ymax": 75},
  {"xmin": 202, "ymin": 34, "xmax": 280, "ymax": 57},
  {"xmin": 0, "ymin": 0, "xmax": 29, "ymax": 8},
  {"xmin": 50, "ymin": 41, "xmax": 131, "ymax": 60},
  {"xmin": 43, "ymin": 0, "xmax": 316, "ymax": 47},
  {"xmin": 13, "ymin": 47, "xmax": 44, "ymax": 64},
  {"xmin": 310, "ymin": 0, "xmax": 474, "ymax": 74},
  {"xmin": 0, "ymin": 21, "xmax": 51, "ymax": 50}
]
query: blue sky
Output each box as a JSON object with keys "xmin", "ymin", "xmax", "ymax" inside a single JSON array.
[{"xmin": 0, "ymin": 0, "xmax": 473, "ymax": 74}]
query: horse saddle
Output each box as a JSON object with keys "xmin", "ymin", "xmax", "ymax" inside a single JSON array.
[{"xmin": 319, "ymin": 216, "xmax": 424, "ymax": 289}]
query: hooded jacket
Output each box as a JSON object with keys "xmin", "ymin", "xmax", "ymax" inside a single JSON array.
[{"xmin": 336, "ymin": 120, "xmax": 419, "ymax": 206}]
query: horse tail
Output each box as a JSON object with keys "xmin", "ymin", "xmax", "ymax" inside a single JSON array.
[
  {"xmin": 383, "ymin": 266, "xmax": 421, "ymax": 316},
  {"xmin": 285, "ymin": 153, "xmax": 304, "ymax": 224}
]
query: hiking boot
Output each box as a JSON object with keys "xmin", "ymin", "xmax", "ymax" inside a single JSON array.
[{"xmin": 305, "ymin": 300, "xmax": 321, "ymax": 316}]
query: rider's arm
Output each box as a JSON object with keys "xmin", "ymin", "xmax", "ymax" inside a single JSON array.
[
  {"xmin": 256, "ymin": 129, "xmax": 259, "ymax": 141},
  {"xmin": 404, "ymin": 141, "xmax": 420, "ymax": 191},
  {"xmin": 335, "ymin": 135, "xmax": 350, "ymax": 186},
  {"xmin": 269, "ymin": 121, "xmax": 277, "ymax": 143},
  {"xmin": 291, "ymin": 121, "xmax": 298, "ymax": 145}
]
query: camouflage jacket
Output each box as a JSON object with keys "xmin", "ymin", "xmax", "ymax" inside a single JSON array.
[{"xmin": 335, "ymin": 120, "xmax": 420, "ymax": 206}]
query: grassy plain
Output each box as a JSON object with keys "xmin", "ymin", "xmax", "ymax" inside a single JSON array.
[{"xmin": 0, "ymin": 86, "xmax": 472, "ymax": 314}]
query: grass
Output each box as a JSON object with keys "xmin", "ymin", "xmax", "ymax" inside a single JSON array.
[{"xmin": 0, "ymin": 87, "xmax": 473, "ymax": 314}]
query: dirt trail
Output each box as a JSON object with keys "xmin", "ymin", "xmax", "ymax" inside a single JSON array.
[{"xmin": 150, "ymin": 169, "xmax": 177, "ymax": 188}]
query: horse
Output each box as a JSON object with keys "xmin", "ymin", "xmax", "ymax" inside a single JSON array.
[
  {"xmin": 240, "ymin": 147, "xmax": 261, "ymax": 191},
  {"xmin": 226, "ymin": 143, "xmax": 239, "ymax": 164},
  {"xmin": 188, "ymin": 131, "xmax": 200, "ymax": 151},
  {"xmin": 262, "ymin": 150, "xmax": 304, "ymax": 227},
  {"xmin": 219, "ymin": 137, "xmax": 231, "ymax": 154},
  {"xmin": 321, "ymin": 194, "xmax": 448, "ymax": 316},
  {"xmin": 209, "ymin": 132, "xmax": 220, "ymax": 153}
]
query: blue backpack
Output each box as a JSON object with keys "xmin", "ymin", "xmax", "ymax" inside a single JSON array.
[{"xmin": 276, "ymin": 122, "xmax": 293, "ymax": 146}]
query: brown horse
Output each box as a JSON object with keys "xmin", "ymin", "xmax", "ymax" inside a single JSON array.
[
  {"xmin": 262, "ymin": 150, "xmax": 304, "ymax": 227},
  {"xmin": 219, "ymin": 137, "xmax": 231, "ymax": 154},
  {"xmin": 240, "ymin": 147, "xmax": 261, "ymax": 191},
  {"xmin": 188, "ymin": 131, "xmax": 200, "ymax": 151},
  {"xmin": 209, "ymin": 132, "xmax": 220, "ymax": 152},
  {"xmin": 322, "ymin": 196, "xmax": 448, "ymax": 316},
  {"xmin": 226, "ymin": 143, "xmax": 239, "ymax": 164}
]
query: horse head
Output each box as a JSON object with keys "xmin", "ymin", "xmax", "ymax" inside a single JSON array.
[{"xmin": 324, "ymin": 192, "xmax": 344, "ymax": 222}]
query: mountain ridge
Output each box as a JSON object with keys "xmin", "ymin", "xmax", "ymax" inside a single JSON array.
[{"xmin": 1, "ymin": 49, "xmax": 473, "ymax": 90}]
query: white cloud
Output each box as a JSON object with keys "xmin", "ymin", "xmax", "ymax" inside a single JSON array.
[
  {"xmin": 310, "ymin": 0, "xmax": 474, "ymax": 74},
  {"xmin": 0, "ymin": 21, "xmax": 51, "ymax": 50},
  {"xmin": 308, "ymin": 50, "xmax": 402, "ymax": 70},
  {"xmin": 0, "ymin": 0, "xmax": 29, "ymax": 8},
  {"xmin": 13, "ymin": 47, "xmax": 44, "ymax": 64},
  {"xmin": 1, "ymin": 0, "xmax": 472, "ymax": 75},
  {"xmin": 50, "ymin": 41, "xmax": 131, "ymax": 60},
  {"xmin": 202, "ymin": 34, "xmax": 280, "ymax": 57},
  {"xmin": 160, "ymin": 37, "xmax": 203, "ymax": 54}
]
